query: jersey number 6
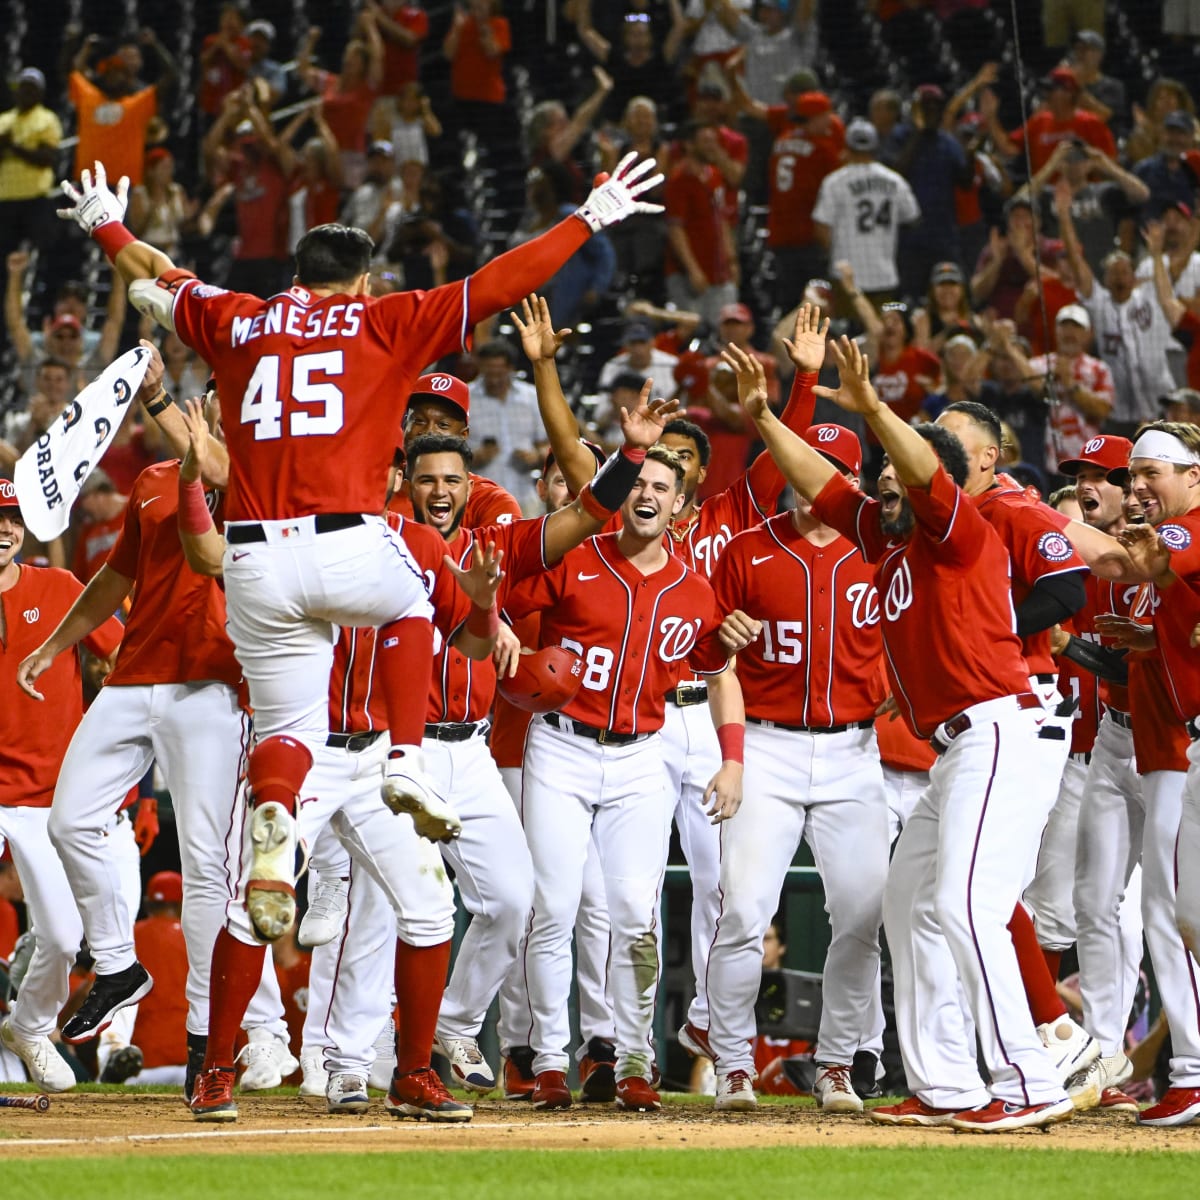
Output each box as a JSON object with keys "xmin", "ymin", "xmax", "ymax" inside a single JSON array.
[{"xmin": 241, "ymin": 351, "xmax": 346, "ymax": 440}]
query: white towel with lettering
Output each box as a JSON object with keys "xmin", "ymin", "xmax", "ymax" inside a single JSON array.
[{"xmin": 14, "ymin": 345, "xmax": 152, "ymax": 541}]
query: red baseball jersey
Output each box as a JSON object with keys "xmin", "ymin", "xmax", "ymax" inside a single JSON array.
[
  {"xmin": 0, "ymin": 566, "xmax": 123, "ymax": 807},
  {"xmin": 503, "ymin": 533, "xmax": 729, "ymax": 735},
  {"xmin": 1056, "ymin": 582, "xmax": 1101, "ymax": 755},
  {"xmin": 1129, "ymin": 648, "xmax": 1190, "ymax": 774},
  {"xmin": 489, "ymin": 610, "xmax": 540, "ymax": 770},
  {"xmin": 326, "ymin": 514, "xmax": 465, "ymax": 735},
  {"xmin": 710, "ymin": 515, "xmax": 883, "ymax": 726},
  {"xmin": 388, "ymin": 472, "xmax": 522, "ymax": 528},
  {"xmin": 765, "ymin": 108, "xmax": 841, "ymax": 247},
  {"xmin": 812, "ymin": 467, "xmax": 1033, "ymax": 739},
  {"xmin": 131, "ymin": 914, "xmax": 188, "ymax": 1068},
  {"xmin": 104, "ymin": 461, "xmax": 242, "ymax": 691},
  {"xmin": 1142, "ymin": 510, "xmax": 1200, "ymax": 722},
  {"xmin": 1095, "ymin": 577, "xmax": 1146, "ymax": 716},
  {"xmin": 428, "ymin": 517, "xmax": 549, "ymax": 725},
  {"xmin": 974, "ymin": 482, "xmax": 1088, "ymax": 677},
  {"xmin": 71, "ymin": 507, "xmax": 128, "ymax": 584},
  {"xmin": 870, "ymin": 346, "xmax": 941, "ymax": 432}
]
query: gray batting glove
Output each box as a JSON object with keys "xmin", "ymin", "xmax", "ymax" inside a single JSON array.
[
  {"xmin": 57, "ymin": 162, "xmax": 130, "ymax": 234},
  {"xmin": 576, "ymin": 152, "xmax": 665, "ymax": 233}
]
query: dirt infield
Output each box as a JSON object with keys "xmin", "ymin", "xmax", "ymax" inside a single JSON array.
[{"xmin": 0, "ymin": 1093, "xmax": 1197, "ymax": 1158}]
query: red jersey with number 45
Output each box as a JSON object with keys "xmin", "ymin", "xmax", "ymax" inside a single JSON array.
[
  {"xmin": 429, "ymin": 517, "xmax": 550, "ymax": 724},
  {"xmin": 711, "ymin": 515, "xmax": 883, "ymax": 726},
  {"xmin": 975, "ymin": 482, "xmax": 1088, "ymax": 677},
  {"xmin": 503, "ymin": 533, "xmax": 729, "ymax": 735},
  {"xmin": 172, "ymin": 279, "xmax": 476, "ymax": 522},
  {"xmin": 1143, "ymin": 510, "xmax": 1200, "ymax": 722},
  {"xmin": 812, "ymin": 467, "xmax": 1032, "ymax": 739}
]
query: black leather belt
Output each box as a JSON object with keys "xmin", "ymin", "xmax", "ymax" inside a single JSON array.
[
  {"xmin": 1034, "ymin": 673, "xmax": 1057, "ymax": 685},
  {"xmin": 326, "ymin": 729, "xmax": 383, "ymax": 752},
  {"xmin": 930, "ymin": 693, "xmax": 1043, "ymax": 755},
  {"xmin": 544, "ymin": 712, "xmax": 648, "ymax": 745},
  {"xmin": 1108, "ymin": 708, "xmax": 1133, "ymax": 731},
  {"xmin": 1070, "ymin": 751, "xmax": 1092, "ymax": 765},
  {"xmin": 666, "ymin": 685, "xmax": 708, "ymax": 707},
  {"xmin": 424, "ymin": 721, "xmax": 489, "ymax": 743},
  {"xmin": 747, "ymin": 717, "xmax": 873, "ymax": 735},
  {"xmin": 227, "ymin": 513, "xmax": 365, "ymax": 544}
]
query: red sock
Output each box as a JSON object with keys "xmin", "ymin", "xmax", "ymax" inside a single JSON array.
[
  {"xmin": 393, "ymin": 938, "xmax": 451, "ymax": 1076},
  {"xmin": 1008, "ymin": 904, "xmax": 1067, "ymax": 1024},
  {"xmin": 204, "ymin": 928, "xmax": 267, "ymax": 1069},
  {"xmin": 1042, "ymin": 947, "xmax": 1063, "ymax": 981},
  {"xmin": 377, "ymin": 617, "xmax": 434, "ymax": 747},
  {"xmin": 247, "ymin": 735, "xmax": 312, "ymax": 814}
]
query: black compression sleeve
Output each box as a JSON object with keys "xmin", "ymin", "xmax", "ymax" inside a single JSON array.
[{"xmin": 1015, "ymin": 571, "xmax": 1087, "ymax": 636}]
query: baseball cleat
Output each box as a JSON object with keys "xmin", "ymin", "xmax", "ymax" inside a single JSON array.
[
  {"xmin": 503, "ymin": 1046, "xmax": 537, "ymax": 1099},
  {"xmin": 1136, "ymin": 1087, "xmax": 1200, "ymax": 1126},
  {"xmin": 1099, "ymin": 1087, "xmax": 1139, "ymax": 1113},
  {"xmin": 1064, "ymin": 1058, "xmax": 1102, "ymax": 1111},
  {"xmin": 677, "ymin": 1021, "xmax": 716, "ymax": 1061},
  {"xmin": 237, "ymin": 1028, "xmax": 299, "ymax": 1090},
  {"xmin": 1100, "ymin": 1050, "xmax": 1135, "ymax": 1090},
  {"xmin": 190, "ymin": 1067, "xmax": 238, "ymax": 1122},
  {"xmin": 61, "ymin": 961, "xmax": 153, "ymax": 1044},
  {"xmin": 1036, "ymin": 1016, "xmax": 1100, "ymax": 1082},
  {"xmin": 851, "ymin": 1049, "xmax": 884, "ymax": 1100},
  {"xmin": 434, "ymin": 1034, "xmax": 496, "ymax": 1093},
  {"xmin": 813, "ymin": 1063, "xmax": 864, "ymax": 1113},
  {"xmin": 100, "ymin": 1044, "xmax": 144, "ymax": 1085},
  {"xmin": 246, "ymin": 802, "xmax": 299, "ymax": 943},
  {"xmin": 1, "ymin": 1018, "xmax": 77, "ymax": 1092},
  {"xmin": 185, "ymin": 1033, "xmax": 208, "ymax": 1104},
  {"xmin": 382, "ymin": 746, "xmax": 462, "ymax": 842},
  {"xmin": 531, "ymin": 1070, "xmax": 573, "ymax": 1110},
  {"xmin": 615, "ymin": 1075, "xmax": 662, "ymax": 1112},
  {"xmin": 870, "ymin": 1097, "xmax": 959, "ymax": 1126},
  {"xmin": 299, "ymin": 1047, "xmax": 328, "ymax": 1103},
  {"xmin": 714, "ymin": 1069, "xmax": 758, "ymax": 1111},
  {"xmin": 298, "ymin": 874, "xmax": 350, "ymax": 947},
  {"xmin": 326, "ymin": 1073, "xmax": 370, "ymax": 1114},
  {"xmin": 385, "ymin": 1067, "xmax": 473, "ymax": 1121},
  {"xmin": 949, "ymin": 1096, "xmax": 1074, "ymax": 1132},
  {"xmin": 579, "ymin": 1037, "xmax": 617, "ymax": 1103}
]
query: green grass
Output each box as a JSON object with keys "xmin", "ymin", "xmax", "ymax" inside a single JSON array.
[{"xmin": 1, "ymin": 1148, "xmax": 1194, "ymax": 1200}]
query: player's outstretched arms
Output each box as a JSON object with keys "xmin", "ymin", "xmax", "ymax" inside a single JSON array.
[
  {"xmin": 815, "ymin": 337, "xmax": 939, "ymax": 488},
  {"xmin": 722, "ymin": 343, "xmax": 835, "ymax": 502},
  {"xmin": 177, "ymin": 397, "xmax": 226, "ymax": 577}
]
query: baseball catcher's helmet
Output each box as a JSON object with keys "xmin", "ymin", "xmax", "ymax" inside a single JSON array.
[{"xmin": 497, "ymin": 646, "xmax": 584, "ymax": 714}]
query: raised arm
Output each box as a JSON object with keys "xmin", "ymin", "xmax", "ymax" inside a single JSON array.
[
  {"xmin": 176, "ymin": 397, "xmax": 227, "ymax": 577},
  {"xmin": 547, "ymin": 67, "xmax": 613, "ymax": 161},
  {"xmin": 1144, "ymin": 220, "xmax": 1186, "ymax": 329},
  {"xmin": 1054, "ymin": 176, "xmax": 1094, "ymax": 298},
  {"xmin": 4, "ymin": 251, "xmax": 33, "ymax": 361}
]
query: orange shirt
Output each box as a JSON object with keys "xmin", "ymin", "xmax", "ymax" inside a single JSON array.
[
  {"xmin": 103, "ymin": 461, "xmax": 242, "ymax": 691},
  {"xmin": 1, "ymin": 565, "xmax": 123, "ymax": 808},
  {"xmin": 68, "ymin": 72, "xmax": 157, "ymax": 186},
  {"xmin": 449, "ymin": 16, "xmax": 511, "ymax": 104},
  {"xmin": 131, "ymin": 914, "xmax": 188, "ymax": 1067}
]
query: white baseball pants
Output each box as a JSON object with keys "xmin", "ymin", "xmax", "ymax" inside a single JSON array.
[
  {"xmin": 495, "ymin": 766, "xmax": 616, "ymax": 1053},
  {"xmin": 0, "ymin": 806, "xmax": 83, "ymax": 1038},
  {"xmin": 662, "ymin": 698, "xmax": 722, "ymax": 1031},
  {"xmin": 48, "ymin": 681, "xmax": 285, "ymax": 1034},
  {"xmin": 432, "ymin": 732, "xmax": 535, "ymax": 1042},
  {"xmin": 1179, "ymin": 742, "xmax": 1200, "ymax": 960},
  {"xmin": 518, "ymin": 718, "xmax": 674, "ymax": 1080},
  {"xmin": 98, "ymin": 814, "xmax": 147, "ymax": 1072},
  {"xmin": 883, "ymin": 765, "xmax": 929, "ymax": 844},
  {"xmin": 1141, "ymin": 769, "xmax": 1200, "ymax": 1086},
  {"xmin": 884, "ymin": 698, "xmax": 1067, "ymax": 1109},
  {"xmin": 1024, "ymin": 754, "xmax": 1089, "ymax": 951},
  {"xmin": 1073, "ymin": 714, "xmax": 1145, "ymax": 1057},
  {"xmin": 221, "ymin": 516, "xmax": 433, "ymax": 760},
  {"xmin": 707, "ymin": 723, "xmax": 888, "ymax": 1072}
]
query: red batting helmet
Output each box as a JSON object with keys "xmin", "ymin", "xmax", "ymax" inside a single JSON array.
[{"xmin": 497, "ymin": 646, "xmax": 585, "ymax": 714}]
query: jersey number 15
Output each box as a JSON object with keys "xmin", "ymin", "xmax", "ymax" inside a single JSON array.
[{"xmin": 242, "ymin": 351, "xmax": 346, "ymax": 440}]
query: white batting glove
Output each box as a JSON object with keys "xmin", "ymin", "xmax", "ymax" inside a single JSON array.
[
  {"xmin": 57, "ymin": 162, "xmax": 130, "ymax": 234},
  {"xmin": 575, "ymin": 152, "xmax": 665, "ymax": 233}
]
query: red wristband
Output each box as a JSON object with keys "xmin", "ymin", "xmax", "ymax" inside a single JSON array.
[
  {"xmin": 621, "ymin": 446, "xmax": 647, "ymax": 464},
  {"xmin": 466, "ymin": 603, "xmax": 500, "ymax": 639},
  {"xmin": 94, "ymin": 222, "xmax": 136, "ymax": 261},
  {"xmin": 178, "ymin": 477, "xmax": 214, "ymax": 535},
  {"xmin": 716, "ymin": 723, "xmax": 744, "ymax": 764}
]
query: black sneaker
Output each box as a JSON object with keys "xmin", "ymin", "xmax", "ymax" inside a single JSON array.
[
  {"xmin": 100, "ymin": 1044, "xmax": 144, "ymax": 1084},
  {"xmin": 579, "ymin": 1036, "xmax": 617, "ymax": 1103},
  {"xmin": 62, "ymin": 962, "xmax": 153, "ymax": 1044},
  {"xmin": 851, "ymin": 1050, "xmax": 884, "ymax": 1100},
  {"xmin": 185, "ymin": 1033, "xmax": 208, "ymax": 1103}
]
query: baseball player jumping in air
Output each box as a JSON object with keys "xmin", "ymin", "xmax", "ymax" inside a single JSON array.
[
  {"xmin": 55, "ymin": 153, "xmax": 666, "ymax": 978},
  {"xmin": 743, "ymin": 337, "xmax": 1075, "ymax": 1132}
]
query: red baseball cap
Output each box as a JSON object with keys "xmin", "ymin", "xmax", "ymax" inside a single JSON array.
[
  {"xmin": 408, "ymin": 373, "xmax": 470, "ymax": 421},
  {"xmin": 1058, "ymin": 434, "xmax": 1132, "ymax": 478},
  {"xmin": 794, "ymin": 91, "xmax": 832, "ymax": 119},
  {"xmin": 147, "ymin": 870, "xmax": 183, "ymax": 905},
  {"xmin": 0, "ymin": 479, "xmax": 21, "ymax": 512},
  {"xmin": 718, "ymin": 302, "xmax": 754, "ymax": 325},
  {"xmin": 1047, "ymin": 66, "xmax": 1080, "ymax": 93},
  {"xmin": 674, "ymin": 352, "xmax": 710, "ymax": 395},
  {"xmin": 50, "ymin": 313, "xmax": 82, "ymax": 334},
  {"xmin": 805, "ymin": 424, "xmax": 862, "ymax": 476}
]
